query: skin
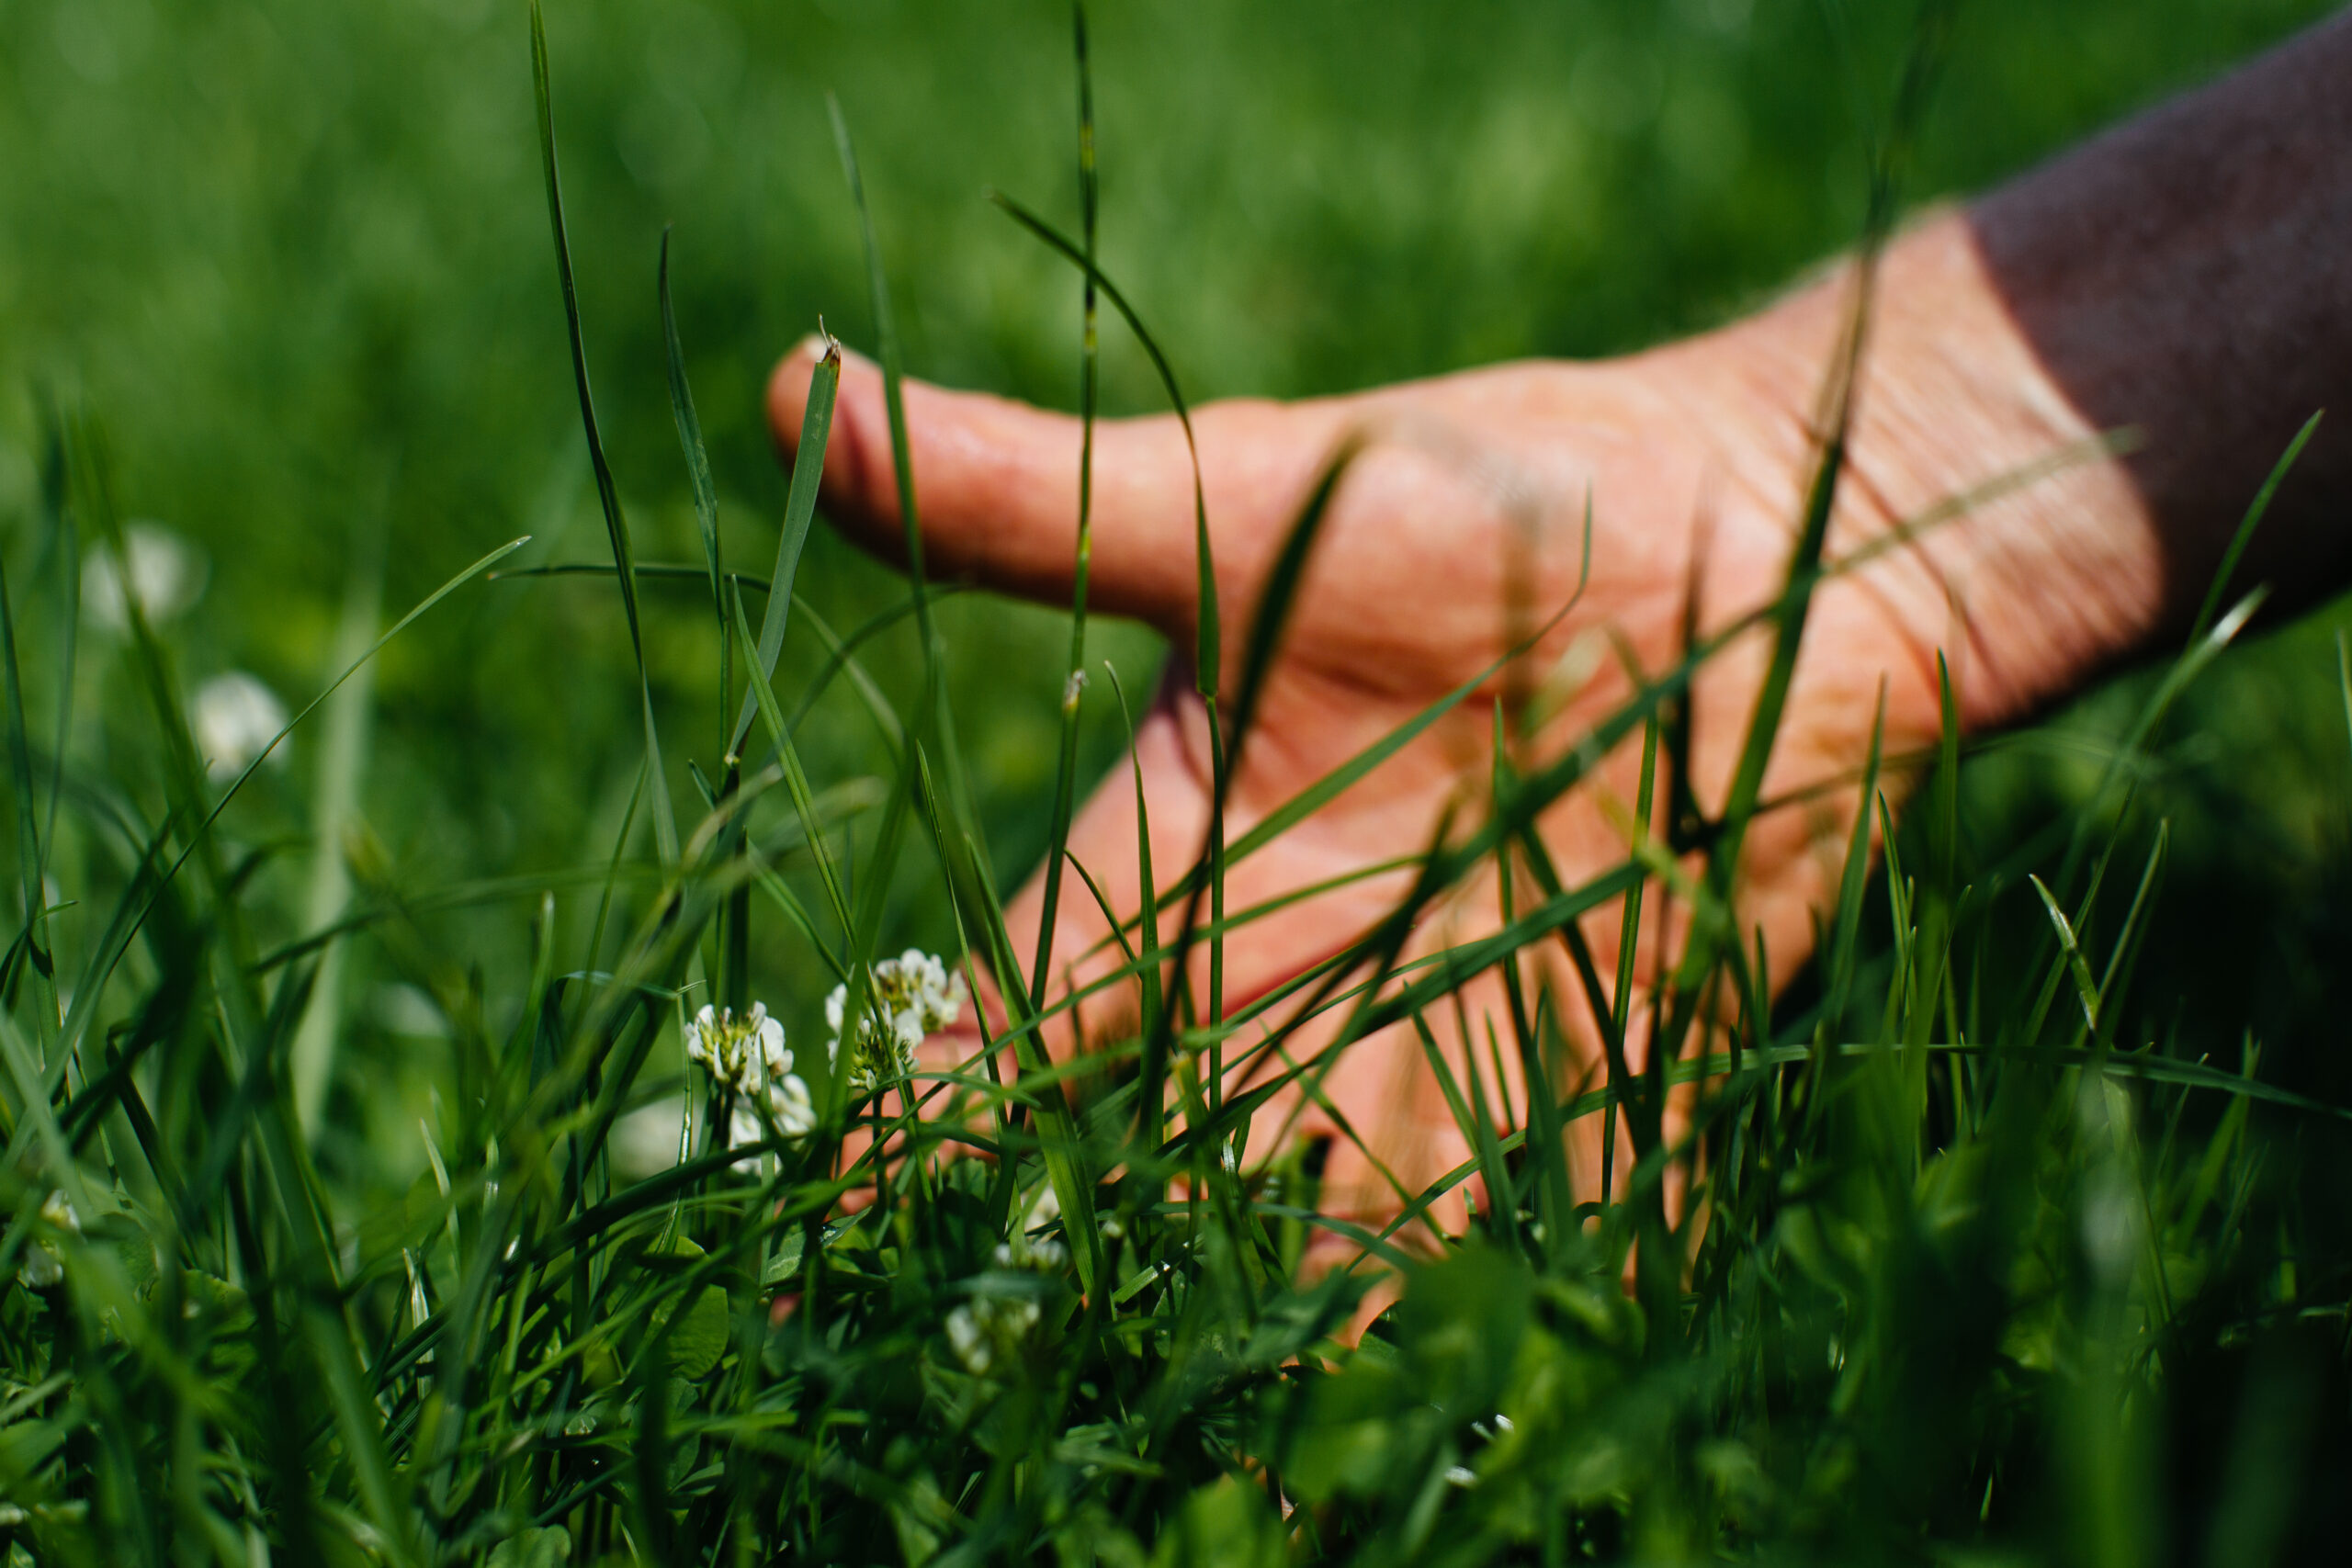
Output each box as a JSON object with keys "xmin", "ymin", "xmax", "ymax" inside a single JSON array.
[{"xmin": 769, "ymin": 14, "xmax": 2352, "ymax": 1271}]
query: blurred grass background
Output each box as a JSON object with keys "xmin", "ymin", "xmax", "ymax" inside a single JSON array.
[{"xmin": 3, "ymin": 0, "xmax": 2346, "ymax": 1184}]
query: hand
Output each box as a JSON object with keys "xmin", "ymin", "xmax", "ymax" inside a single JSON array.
[
  {"xmin": 766, "ymin": 10, "xmax": 2352, "ymax": 1282},
  {"xmin": 763, "ymin": 209, "xmax": 2166, "ymax": 1269}
]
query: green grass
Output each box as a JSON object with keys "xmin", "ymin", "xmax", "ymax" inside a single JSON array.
[{"xmin": 1, "ymin": 0, "xmax": 2350, "ymax": 1562}]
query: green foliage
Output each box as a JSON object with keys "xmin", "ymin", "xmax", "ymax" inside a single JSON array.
[{"xmin": 0, "ymin": 1, "xmax": 2347, "ymax": 1563}]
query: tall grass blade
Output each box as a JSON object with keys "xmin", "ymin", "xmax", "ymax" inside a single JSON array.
[
  {"xmin": 729, "ymin": 583, "xmax": 854, "ymax": 940},
  {"xmin": 290, "ymin": 506, "xmax": 385, "ymax": 1133},
  {"xmin": 32, "ymin": 404, "xmax": 75, "ymax": 908},
  {"xmin": 659, "ymin": 230, "xmax": 729, "ymax": 748},
  {"xmin": 986, "ymin": 191, "xmax": 1219, "ymax": 701},
  {"xmin": 1027, "ymin": 0, "xmax": 1105, "ymax": 1013},
  {"xmin": 0, "ymin": 547, "xmax": 51, "ymax": 1013},
  {"xmin": 729, "ymin": 341, "xmax": 841, "ymax": 759},
  {"xmin": 1106, "ymin": 662, "xmax": 1168, "ymax": 1152},
  {"xmin": 531, "ymin": 0, "xmax": 678, "ymax": 864},
  {"xmin": 2029, "ymin": 874, "xmax": 2102, "ymax": 1034},
  {"xmin": 2186, "ymin": 410, "xmax": 2318, "ymax": 648}
]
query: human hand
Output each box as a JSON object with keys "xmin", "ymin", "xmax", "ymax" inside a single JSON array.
[{"xmin": 766, "ymin": 209, "xmax": 2161, "ymax": 1269}]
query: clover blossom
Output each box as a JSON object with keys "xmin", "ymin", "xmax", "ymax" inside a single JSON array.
[
  {"xmin": 823, "ymin": 950, "xmax": 967, "ymax": 1094},
  {"xmin": 85, "ymin": 523, "xmax": 207, "ymax": 634},
  {"xmin": 685, "ymin": 1002, "xmax": 815, "ymax": 1149},
  {"xmin": 944, "ymin": 1296, "xmax": 1039, "ymax": 1376},
  {"xmin": 944, "ymin": 1202, "xmax": 1070, "ymax": 1376},
  {"xmin": 17, "ymin": 1190, "xmax": 77, "ymax": 1290},
  {"xmin": 1006, "ymin": 1181, "xmax": 1071, "ymax": 1269},
  {"xmin": 191, "ymin": 671, "xmax": 289, "ymax": 784}
]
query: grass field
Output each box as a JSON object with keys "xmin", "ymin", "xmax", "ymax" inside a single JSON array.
[{"xmin": 1, "ymin": 0, "xmax": 2349, "ymax": 1561}]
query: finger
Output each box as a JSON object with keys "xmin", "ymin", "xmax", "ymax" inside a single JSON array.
[{"xmin": 766, "ymin": 336, "xmax": 1349, "ymax": 626}]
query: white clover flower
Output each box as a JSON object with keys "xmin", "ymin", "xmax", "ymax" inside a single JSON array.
[
  {"xmin": 993, "ymin": 1182, "xmax": 1073, "ymax": 1272},
  {"xmin": 191, "ymin": 671, "xmax": 289, "ymax": 783},
  {"xmin": 944, "ymin": 1303, "xmax": 988, "ymax": 1372},
  {"xmin": 17, "ymin": 1190, "xmax": 77, "ymax": 1290},
  {"xmin": 944, "ymin": 1294, "xmax": 1042, "ymax": 1377},
  {"xmin": 1023, "ymin": 1181, "xmax": 1061, "ymax": 1229},
  {"xmin": 767, "ymin": 1073, "xmax": 816, "ymax": 1139},
  {"xmin": 992, "ymin": 1235, "xmax": 1069, "ymax": 1273},
  {"xmin": 85, "ymin": 523, "xmax": 208, "ymax": 633},
  {"xmin": 685, "ymin": 1002, "xmax": 812, "ymax": 1156},
  {"xmin": 823, "ymin": 950, "xmax": 967, "ymax": 1094}
]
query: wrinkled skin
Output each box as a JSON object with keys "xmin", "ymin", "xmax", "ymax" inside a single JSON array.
[
  {"xmin": 764, "ymin": 214, "xmax": 2127, "ymax": 1273},
  {"xmin": 769, "ymin": 0, "xmax": 2352, "ymax": 1268}
]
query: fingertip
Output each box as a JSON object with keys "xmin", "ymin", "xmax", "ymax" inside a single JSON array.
[{"xmin": 765, "ymin": 334, "xmax": 831, "ymax": 447}]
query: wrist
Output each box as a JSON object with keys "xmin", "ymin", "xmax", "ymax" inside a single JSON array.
[{"xmin": 1673, "ymin": 209, "xmax": 2166, "ymax": 736}]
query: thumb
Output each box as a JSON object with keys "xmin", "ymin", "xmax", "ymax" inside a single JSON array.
[{"xmin": 766, "ymin": 335, "xmax": 1342, "ymax": 627}]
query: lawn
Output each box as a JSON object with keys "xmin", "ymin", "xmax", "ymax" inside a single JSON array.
[{"xmin": 0, "ymin": 0, "xmax": 2346, "ymax": 1561}]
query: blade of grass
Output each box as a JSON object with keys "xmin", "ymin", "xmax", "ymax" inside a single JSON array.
[
  {"xmin": 2029, "ymin": 874, "xmax": 2102, "ymax": 1035},
  {"xmin": 2338, "ymin": 629, "xmax": 2352, "ymax": 773},
  {"xmin": 729, "ymin": 582, "xmax": 853, "ymax": 941},
  {"xmin": 1105, "ymin": 663, "xmax": 1167, "ymax": 1156},
  {"xmin": 986, "ymin": 192, "xmax": 1216, "ymax": 698},
  {"xmin": 531, "ymin": 0, "xmax": 677, "ymax": 865},
  {"xmin": 659, "ymin": 230, "xmax": 730, "ymax": 755},
  {"xmin": 728, "ymin": 339, "xmax": 841, "ymax": 760},
  {"xmin": 2186, "ymin": 411, "xmax": 2318, "ymax": 649},
  {"xmin": 289, "ymin": 503, "xmax": 386, "ymax": 1134},
  {"xmin": 912, "ymin": 756, "xmax": 1104, "ymax": 1294},
  {"xmin": 46, "ymin": 536, "xmax": 529, "ymax": 1096},
  {"xmin": 32, "ymin": 404, "xmax": 75, "ymax": 920},
  {"xmin": 0, "ymin": 544, "xmax": 53, "ymax": 1027},
  {"xmin": 1027, "ymin": 0, "xmax": 1105, "ymax": 1014}
]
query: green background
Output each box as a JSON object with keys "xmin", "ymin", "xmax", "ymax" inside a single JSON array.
[{"xmin": 2, "ymin": 0, "xmax": 2345, "ymax": 1173}]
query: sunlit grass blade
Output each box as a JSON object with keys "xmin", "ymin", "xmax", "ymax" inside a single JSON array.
[
  {"xmin": 1105, "ymin": 662, "xmax": 1167, "ymax": 1153},
  {"xmin": 1127, "ymin": 577, "xmax": 1589, "ymax": 931},
  {"xmin": 0, "ymin": 546, "xmax": 53, "ymax": 1025},
  {"xmin": 289, "ymin": 513, "xmax": 385, "ymax": 1133},
  {"xmin": 2029, "ymin": 874, "xmax": 2102, "ymax": 1035},
  {"xmin": 1415, "ymin": 1009, "xmax": 1518, "ymax": 1255},
  {"xmin": 729, "ymin": 338, "xmax": 841, "ymax": 759},
  {"xmin": 986, "ymin": 191, "xmax": 1218, "ymax": 701},
  {"xmin": 45, "ymin": 522, "xmax": 528, "ymax": 1103},
  {"xmin": 2186, "ymin": 410, "xmax": 2318, "ymax": 648},
  {"xmin": 1138, "ymin": 438, "xmax": 1359, "ymax": 1139},
  {"xmin": 827, "ymin": 99, "xmax": 929, "ymax": 618},
  {"xmin": 1489, "ymin": 722, "xmax": 1572, "ymax": 1248},
  {"xmin": 729, "ymin": 581, "xmax": 854, "ymax": 941},
  {"xmin": 912, "ymin": 757, "xmax": 1104, "ymax": 1295},
  {"xmin": 827, "ymin": 87, "xmax": 984, "ymax": 831},
  {"xmin": 31, "ymin": 404, "xmax": 75, "ymax": 909},
  {"xmin": 2088, "ymin": 822, "xmax": 2167, "ymax": 1052},
  {"xmin": 2339, "ymin": 629, "xmax": 2352, "ymax": 771},
  {"xmin": 1026, "ymin": 0, "xmax": 1105, "ymax": 1016},
  {"xmin": 532, "ymin": 0, "xmax": 677, "ymax": 864},
  {"xmin": 2052, "ymin": 586, "xmax": 2266, "ymax": 903}
]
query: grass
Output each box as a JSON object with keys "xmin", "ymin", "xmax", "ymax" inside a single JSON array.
[{"xmin": 0, "ymin": 1, "xmax": 2349, "ymax": 1563}]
